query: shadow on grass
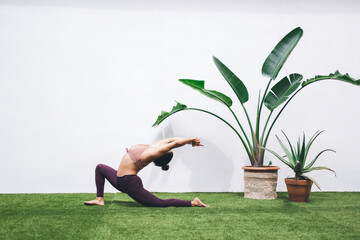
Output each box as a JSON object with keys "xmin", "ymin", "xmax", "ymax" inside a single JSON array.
[
  {"xmin": 106, "ymin": 200, "xmax": 143, "ymax": 207},
  {"xmin": 234, "ymin": 192, "xmax": 290, "ymax": 202},
  {"xmin": 277, "ymin": 192, "xmax": 289, "ymax": 201},
  {"xmin": 235, "ymin": 192, "xmax": 244, "ymax": 197}
]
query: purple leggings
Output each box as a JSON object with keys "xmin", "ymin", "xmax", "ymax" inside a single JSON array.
[{"xmin": 95, "ymin": 164, "xmax": 191, "ymax": 207}]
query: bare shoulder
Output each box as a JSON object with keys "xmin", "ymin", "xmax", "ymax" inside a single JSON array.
[{"xmin": 141, "ymin": 145, "xmax": 161, "ymax": 162}]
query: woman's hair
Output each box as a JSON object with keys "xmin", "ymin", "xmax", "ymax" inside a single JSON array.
[{"xmin": 153, "ymin": 151, "xmax": 173, "ymax": 171}]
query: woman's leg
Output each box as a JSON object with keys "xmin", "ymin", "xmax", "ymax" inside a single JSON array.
[
  {"xmin": 84, "ymin": 164, "xmax": 120, "ymax": 206},
  {"xmin": 134, "ymin": 188, "xmax": 192, "ymax": 207},
  {"xmin": 94, "ymin": 164, "xmax": 119, "ymax": 197},
  {"xmin": 119, "ymin": 175, "xmax": 191, "ymax": 207}
]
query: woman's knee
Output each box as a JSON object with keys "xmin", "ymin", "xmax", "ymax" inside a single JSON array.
[{"xmin": 95, "ymin": 164, "xmax": 106, "ymax": 173}]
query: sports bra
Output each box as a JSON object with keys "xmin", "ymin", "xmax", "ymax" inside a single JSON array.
[{"xmin": 126, "ymin": 144, "xmax": 150, "ymax": 171}]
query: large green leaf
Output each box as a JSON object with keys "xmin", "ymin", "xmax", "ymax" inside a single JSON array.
[
  {"xmin": 179, "ymin": 79, "xmax": 232, "ymax": 107},
  {"xmin": 213, "ymin": 56, "xmax": 249, "ymax": 104},
  {"xmin": 152, "ymin": 102, "xmax": 187, "ymax": 127},
  {"xmin": 262, "ymin": 27, "xmax": 303, "ymax": 80},
  {"xmin": 302, "ymin": 70, "xmax": 360, "ymax": 87},
  {"xmin": 264, "ymin": 73, "xmax": 303, "ymax": 111}
]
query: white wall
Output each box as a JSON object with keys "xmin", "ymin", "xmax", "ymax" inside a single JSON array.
[{"xmin": 0, "ymin": 0, "xmax": 359, "ymax": 193}]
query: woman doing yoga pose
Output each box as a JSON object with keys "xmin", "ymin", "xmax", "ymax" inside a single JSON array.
[{"xmin": 84, "ymin": 137, "xmax": 209, "ymax": 207}]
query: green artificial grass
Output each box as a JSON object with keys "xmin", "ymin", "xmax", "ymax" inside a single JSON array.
[{"xmin": 0, "ymin": 192, "xmax": 359, "ymax": 239}]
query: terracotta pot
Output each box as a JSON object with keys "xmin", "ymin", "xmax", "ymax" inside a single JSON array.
[
  {"xmin": 242, "ymin": 166, "xmax": 280, "ymax": 200},
  {"xmin": 285, "ymin": 178, "xmax": 313, "ymax": 202}
]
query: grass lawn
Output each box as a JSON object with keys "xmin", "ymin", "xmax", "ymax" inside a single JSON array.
[{"xmin": 0, "ymin": 192, "xmax": 359, "ymax": 239}]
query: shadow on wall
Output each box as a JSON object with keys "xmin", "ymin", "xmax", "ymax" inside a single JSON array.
[{"xmin": 146, "ymin": 124, "xmax": 235, "ymax": 192}]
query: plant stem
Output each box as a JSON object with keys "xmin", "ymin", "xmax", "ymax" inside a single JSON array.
[
  {"xmin": 227, "ymin": 106, "xmax": 253, "ymax": 154},
  {"xmin": 260, "ymin": 110, "xmax": 273, "ymax": 146},
  {"xmin": 263, "ymin": 76, "xmax": 345, "ymax": 147},
  {"xmin": 186, "ymin": 108, "xmax": 253, "ymax": 161},
  {"xmin": 249, "ymin": 79, "xmax": 272, "ymax": 166},
  {"xmin": 263, "ymin": 87, "xmax": 302, "ymax": 147},
  {"xmin": 240, "ymin": 104, "xmax": 257, "ymax": 161},
  {"xmin": 256, "ymin": 79, "xmax": 272, "ymax": 141}
]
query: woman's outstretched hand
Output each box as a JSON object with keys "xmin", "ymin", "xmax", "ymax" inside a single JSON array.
[{"xmin": 191, "ymin": 138, "xmax": 203, "ymax": 147}]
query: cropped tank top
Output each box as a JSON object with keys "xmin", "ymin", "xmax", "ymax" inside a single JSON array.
[{"xmin": 126, "ymin": 144, "xmax": 150, "ymax": 171}]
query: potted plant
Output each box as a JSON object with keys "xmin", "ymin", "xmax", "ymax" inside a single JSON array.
[
  {"xmin": 152, "ymin": 27, "xmax": 359, "ymax": 199},
  {"xmin": 263, "ymin": 131, "xmax": 336, "ymax": 202}
]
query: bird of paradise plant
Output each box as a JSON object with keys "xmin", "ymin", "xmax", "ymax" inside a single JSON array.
[{"xmin": 153, "ymin": 27, "xmax": 360, "ymax": 167}]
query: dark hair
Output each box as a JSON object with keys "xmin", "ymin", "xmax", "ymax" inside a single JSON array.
[{"xmin": 153, "ymin": 151, "xmax": 173, "ymax": 171}]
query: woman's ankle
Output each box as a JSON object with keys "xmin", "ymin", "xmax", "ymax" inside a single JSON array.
[{"xmin": 96, "ymin": 197, "xmax": 104, "ymax": 202}]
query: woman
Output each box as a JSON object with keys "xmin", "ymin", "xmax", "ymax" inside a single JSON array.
[{"xmin": 84, "ymin": 137, "xmax": 209, "ymax": 207}]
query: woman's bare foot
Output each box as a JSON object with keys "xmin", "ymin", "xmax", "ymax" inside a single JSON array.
[
  {"xmin": 84, "ymin": 197, "xmax": 104, "ymax": 206},
  {"xmin": 191, "ymin": 197, "xmax": 209, "ymax": 207}
]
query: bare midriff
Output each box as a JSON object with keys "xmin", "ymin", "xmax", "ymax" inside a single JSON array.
[{"xmin": 117, "ymin": 153, "xmax": 139, "ymax": 177}]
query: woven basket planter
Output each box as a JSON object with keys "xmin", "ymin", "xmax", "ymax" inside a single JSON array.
[{"xmin": 242, "ymin": 166, "xmax": 280, "ymax": 200}]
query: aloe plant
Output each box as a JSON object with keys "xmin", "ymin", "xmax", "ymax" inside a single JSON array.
[
  {"xmin": 263, "ymin": 131, "xmax": 336, "ymax": 189},
  {"xmin": 153, "ymin": 27, "xmax": 360, "ymax": 167}
]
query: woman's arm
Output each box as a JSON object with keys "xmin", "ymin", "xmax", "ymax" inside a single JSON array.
[
  {"xmin": 142, "ymin": 137, "xmax": 203, "ymax": 161},
  {"xmin": 160, "ymin": 137, "xmax": 203, "ymax": 146}
]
